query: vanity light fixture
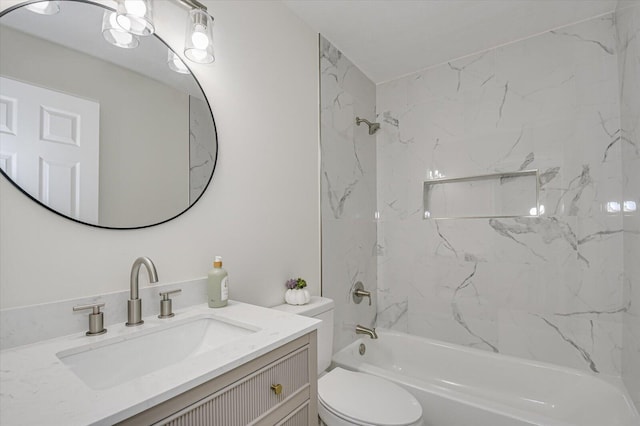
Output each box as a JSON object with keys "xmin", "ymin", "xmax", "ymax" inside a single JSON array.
[
  {"xmin": 116, "ymin": 0, "xmax": 155, "ymax": 37},
  {"xmin": 114, "ymin": 0, "xmax": 216, "ymax": 65},
  {"xmin": 27, "ymin": 0, "xmax": 215, "ymax": 66},
  {"xmin": 102, "ymin": 10, "xmax": 140, "ymax": 49},
  {"xmin": 24, "ymin": 1, "xmax": 60, "ymax": 15},
  {"xmin": 183, "ymin": 6, "xmax": 215, "ymax": 64},
  {"xmin": 167, "ymin": 49, "xmax": 190, "ymax": 74}
]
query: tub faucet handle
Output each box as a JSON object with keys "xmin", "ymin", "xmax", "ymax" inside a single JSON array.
[{"xmin": 353, "ymin": 281, "xmax": 372, "ymax": 306}]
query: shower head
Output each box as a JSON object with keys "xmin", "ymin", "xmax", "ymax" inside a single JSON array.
[{"xmin": 356, "ymin": 117, "xmax": 380, "ymax": 135}]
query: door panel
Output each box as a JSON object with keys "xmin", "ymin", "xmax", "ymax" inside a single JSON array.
[{"xmin": 0, "ymin": 76, "xmax": 99, "ymax": 221}]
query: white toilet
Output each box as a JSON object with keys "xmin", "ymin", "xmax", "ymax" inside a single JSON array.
[{"xmin": 274, "ymin": 296, "xmax": 423, "ymax": 426}]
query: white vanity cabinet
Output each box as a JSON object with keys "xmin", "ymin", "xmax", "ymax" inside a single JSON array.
[{"xmin": 118, "ymin": 331, "xmax": 318, "ymax": 426}]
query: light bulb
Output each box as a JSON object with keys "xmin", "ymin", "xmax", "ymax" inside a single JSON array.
[
  {"xmin": 191, "ymin": 24, "xmax": 209, "ymax": 50},
  {"xmin": 117, "ymin": 15, "xmax": 132, "ymax": 32},
  {"xmin": 125, "ymin": 0, "xmax": 147, "ymax": 17},
  {"xmin": 116, "ymin": 0, "xmax": 154, "ymax": 36},
  {"xmin": 102, "ymin": 10, "xmax": 139, "ymax": 49},
  {"xmin": 109, "ymin": 12, "xmax": 119, "ymax": 28}
]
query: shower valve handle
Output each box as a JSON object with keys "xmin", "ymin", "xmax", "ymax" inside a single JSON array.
[{"xmin": 352, "ymin": 281, "xmax": 372, "ymax": 306}]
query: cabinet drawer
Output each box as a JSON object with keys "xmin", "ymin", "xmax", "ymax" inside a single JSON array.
[
  {"xmin": 158, "ymin": 346, "xmax": 309, "ymax": 426},
  {"xmin": 275, "ymin": 401, "xmax": 310, "ymax": 426}
]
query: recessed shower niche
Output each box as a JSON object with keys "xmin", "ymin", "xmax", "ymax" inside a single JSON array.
[{"xmin": 423, "ymin": 170, "xmax": 539, "ymax": 219}]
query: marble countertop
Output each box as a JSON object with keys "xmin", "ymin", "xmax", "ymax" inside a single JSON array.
[{"xmin": 0, "ymin": 301, "xmax": 319, "ymax": 426}]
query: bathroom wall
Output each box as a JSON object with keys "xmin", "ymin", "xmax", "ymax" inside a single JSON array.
[
  {"xmin": 617, "ymin": 1, "xmax": 640, "ymax": 408},
  {"xmin": 319, "ymin": 36, "xmax": 377, "ymax": 351},
  {"xmin": 0, "ymin": 0, "xmax": 320, "ymax": 310},
  {"xmin": 376, "ymin": 13, "xmax": 626, "ymax": 375}
]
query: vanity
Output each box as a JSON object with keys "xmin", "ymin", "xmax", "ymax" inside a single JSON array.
[{"xmin": 0, "ymin": 302, "xmax": 319, "ymax": 425}]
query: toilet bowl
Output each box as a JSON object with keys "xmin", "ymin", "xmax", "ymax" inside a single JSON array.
[{"xmin": 273, "ymin": 297, "xmax": 423, "ymax": 426}]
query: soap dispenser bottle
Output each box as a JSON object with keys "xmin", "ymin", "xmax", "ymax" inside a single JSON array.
[{"xmin": 208, "ymin": 256, "xmax": 228, "ymax": 308}]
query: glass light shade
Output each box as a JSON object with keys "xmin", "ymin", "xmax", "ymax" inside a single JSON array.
[
  {"xmin": 184, "ymin": 9, "xmax": 214, "ymax": 64},
  {"xmin": 116, "ymin": 0, "xmax": 154, "ymax": 36},
  {"xmin": 25, "ymin": 1, "xmax": 60, "ymax": 15},
  {"xmin": 102, "ymin": 10, "xmax": 139, "ymax": 49},
  {"xmin": 167, "ymin": 49, "xmax": 190, "ymax": 74}
]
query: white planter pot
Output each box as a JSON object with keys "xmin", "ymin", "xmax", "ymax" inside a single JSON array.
[{"xmin": 285, "ymin": 288, "xmax": 310, "ymax": 305}]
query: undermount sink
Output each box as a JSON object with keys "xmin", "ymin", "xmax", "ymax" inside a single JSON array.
[{"xmin": 56, "ymin": 315, "xmax": 259, "ymax": 390}]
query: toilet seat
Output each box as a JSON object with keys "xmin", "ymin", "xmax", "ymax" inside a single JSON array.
[{"xmin": 318, "ymin": 367, "xmax": 423, "ymax": 426}]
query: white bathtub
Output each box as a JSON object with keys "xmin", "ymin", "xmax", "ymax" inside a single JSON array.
[{"xmin": 331, "ymin": 329, "xmax": 639, "ymax": 426}]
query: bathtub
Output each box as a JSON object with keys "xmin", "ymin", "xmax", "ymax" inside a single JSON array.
[{"xmin": 331, "ymin": 329, "xmax": 639, "ymax": 426}]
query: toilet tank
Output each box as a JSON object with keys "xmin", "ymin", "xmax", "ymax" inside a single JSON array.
[{"xmin": 272, "ymin": 296, "xmax": 334, "ymax": 373}]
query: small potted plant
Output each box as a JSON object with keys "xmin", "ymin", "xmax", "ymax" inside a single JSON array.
[{"xmin": 284, "ymin": 277, "xmax": 311, "ymax": 305}]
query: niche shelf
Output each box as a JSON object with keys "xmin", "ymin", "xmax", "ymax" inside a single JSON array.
[{"xmin": 422, "ymin": 169, "xmax": 539, "ymax": 219}]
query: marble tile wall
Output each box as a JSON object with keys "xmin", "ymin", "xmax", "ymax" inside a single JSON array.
[
  {"xmin": 617, "ymin": 1, "xmax": 640, "ymax": 409},
  {"xmin": 320, "ymin": 36, "xmax": 378, "ymax": 352},
  {"xmin": 376, "ymin": 14, "xmax": 627, "ymax": 376}
]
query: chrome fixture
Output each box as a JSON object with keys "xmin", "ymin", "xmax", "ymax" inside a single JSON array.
[
  {"xmin": 25, "ymin": 1, "xmax": 60, "ymax": 15},
  {"xmin": 352, "ymin": 281, "xmax": 372, "ymax": 306},
  {"xmin": 73, "ymin": 303, "xmax": 107, "ymax": 336},
  {"xmin": 158, "ymin": 288, "xmax": 182, "ymax": 319},
  {"xmin": 127, "ymin": 256, "xmax": 159, "ymax": 326},
  {"xmin": 355, "ymin": 324, "xmax": 378, "ymax": 339},
  {"xmin": 356, "ymin": 117, "xmax": 380, "ymax": 135}
]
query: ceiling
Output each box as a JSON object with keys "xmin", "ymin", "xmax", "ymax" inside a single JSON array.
[{"xmin": 282, "ymin": 0, "xmax": 618, "ymax": 84}]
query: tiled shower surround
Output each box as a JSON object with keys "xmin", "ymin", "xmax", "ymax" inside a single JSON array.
[
  {"xmin": 376, "ymin": 11, "xmax": 633, "ymax": 378},
  {"xmin": 618, "ymin": 2, "xmax": 640, "ymax": 408},
  {"xmin": 320, "ymin": 36, "xmax": 377, "ymax": 351}
]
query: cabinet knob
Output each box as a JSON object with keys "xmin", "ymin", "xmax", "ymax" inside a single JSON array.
[{"xmin": 270, "ymin": 383, "xmax": 283, "ymax": 395}]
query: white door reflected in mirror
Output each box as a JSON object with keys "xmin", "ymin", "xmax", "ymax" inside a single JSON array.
[{"xmin": 0, "ymin": 76, "xmax": 99, "ymax": 222}]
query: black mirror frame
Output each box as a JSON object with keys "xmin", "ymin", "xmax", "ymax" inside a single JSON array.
[{"xmin": 0, "ymin": 0, "xmax": 219, "ymax": 230}]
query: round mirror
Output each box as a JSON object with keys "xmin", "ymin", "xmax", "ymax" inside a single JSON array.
[{"xmin": 0, "ymin": 0, "xmax": 218, "ymax": 229}]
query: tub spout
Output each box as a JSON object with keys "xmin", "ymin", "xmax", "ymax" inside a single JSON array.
[{"xmin": 355, "ymin": 324, "xmax": 378, "ymax": 339}]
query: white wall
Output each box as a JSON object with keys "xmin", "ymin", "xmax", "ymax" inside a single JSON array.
[{"xmin": 0, "ymin": 0, "xmax": 320, "ymax": 309}]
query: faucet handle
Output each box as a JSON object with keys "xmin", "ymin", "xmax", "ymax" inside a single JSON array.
[
  {"xmin": 352, "ymin": 281, "xmax": 372, "ymax": 306},
  {"xmin": 73, "ymin": 303, "xmax": 107, "ymax": 336},
  {"xmin": 158, "ymin": 289, "xmax": 181, "ymax": 319}
]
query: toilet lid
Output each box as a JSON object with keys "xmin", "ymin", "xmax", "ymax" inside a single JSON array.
[{"xmin": 318, "ymin": 368, "xmax": 422, "ymax": 426}]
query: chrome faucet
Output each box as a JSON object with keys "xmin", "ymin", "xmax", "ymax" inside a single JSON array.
[
  {"xmin": 126, "ymin": 257, "xmax": 158, "ymax": 326},
  {"xmin": 355, "ymin": 324, "xmax": 378, "ymax": 339}
]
